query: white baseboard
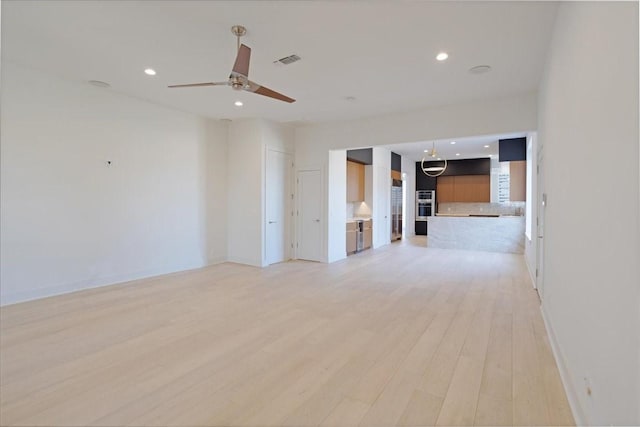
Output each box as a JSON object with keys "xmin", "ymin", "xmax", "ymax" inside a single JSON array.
[
  {"xmin": 525, "ymin": 258, "xmax": 536, "ymax": 289},
  {"xmin": 206, "ymin": 256, "xmax": 227, "ymax": 266},
  {"xmin": 0, "ymin": 259, "xmax": 229, "ymax": 307},
  {"xmin": 540, "ymin": 304, "xmax": 588, "ymax": 426},
  {"xmin": 226, "ymin": 256, "xmax": 263, "ymax": 268}
]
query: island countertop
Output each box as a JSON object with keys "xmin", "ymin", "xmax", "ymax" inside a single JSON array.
[{"xmin": 427, "ymin": 215, "xmax": 525, "ymax": 254}]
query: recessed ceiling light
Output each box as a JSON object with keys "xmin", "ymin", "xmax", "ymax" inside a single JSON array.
[
  {"xmin": 88, "ymin": 80, "xmax": 111, "ymax": 88},
  {"xmin": 436, "ymin": 52, "xmax": 449, "ymax": 61},
  {"xmin": 484, "ymin": 145, "xmax": 490, "ymax": 148},
  {"xmin": 469, "ymin": 65, "xmax": 491, "ymax": 74},
  {"xmin": 437, "ymin": 158, "xmax": 441, "ymax": 160},
  {"xmin": 423, "ymin": 149, "xmax": 429, "ymax": 153},
  {"xmin": 234, "ymin": 101, "xmax": 243, "ymax": 107},
  {"xmin": 456, "ymin": 153, "xmax": 461, "ymax": 156},
  {"xmin": 450, "ymin": 141, "xmax": 456, "ymax": 145},
  {"xmin": 144, "ymin": 68, "xmax": 157, "ymax": 76}
]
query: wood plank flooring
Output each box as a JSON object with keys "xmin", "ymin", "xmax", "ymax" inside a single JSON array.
[{"xmin": 0, "ymin": 238, "xmax": 574, "ymax": 426}]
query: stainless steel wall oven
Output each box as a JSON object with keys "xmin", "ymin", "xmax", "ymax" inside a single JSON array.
[{"xmin": 416, "ymin": 190, "xmax": 435, "ymax": 221}]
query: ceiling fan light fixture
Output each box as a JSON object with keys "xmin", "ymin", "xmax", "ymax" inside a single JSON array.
[
  {"xmin": 421, "ymin": 141, "xmax": 448, "ymax": 177},
  {"xmin": 424, "ymin": 166, "xmax": 445, "ymax": 172},
  {"xmin": 167, "ymin": 25, "xmax": 295, "ymax": 103}
]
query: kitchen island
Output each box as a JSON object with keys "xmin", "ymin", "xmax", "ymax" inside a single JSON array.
[{"xmin": 427, "ymin": 214, "xmax": 525, "ymax": 254}]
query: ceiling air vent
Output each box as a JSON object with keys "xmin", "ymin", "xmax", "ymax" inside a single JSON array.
[{"xmin": 274, "ymin": 54, "xmax": 301, "ymax": 65}]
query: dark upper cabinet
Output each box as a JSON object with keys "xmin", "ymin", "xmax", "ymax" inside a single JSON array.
[
  {"xmin": 391, "ymin": 152, "xmax": 402, "ymax": 172},
  {"xmin": 415, "ymin": 162, "xmax": 437, "ymax": 190},
  {"xmin": 346, "ymin": 148, "xmax": 373, "ymax": 165},
  {"xmin": 499, "ymin": 137, "xmax": 527, "ymax": 162},
  {"xmin": 420, "ymin": 158, "xmax": 490, "ymax": 177}
]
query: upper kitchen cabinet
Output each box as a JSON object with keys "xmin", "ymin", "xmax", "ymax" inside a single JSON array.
[
  {"xmin": 347, "ymin": 160, "xmax": 365, "ymax": 202},
  {"xmin": 415, "ymin": 162, "xmax": 437, "ymax": 190}
]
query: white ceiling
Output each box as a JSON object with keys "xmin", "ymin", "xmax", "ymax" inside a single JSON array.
[
  {"xmin": 3, "ymin": 1, "xmax": 558, "ymax": 124},
  {"xmin": 384, "ymin": 132, "xmax": 527, "ymax": 163}
]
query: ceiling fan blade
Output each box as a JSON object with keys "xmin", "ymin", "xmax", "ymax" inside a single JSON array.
[
  {"xmin": 232, "ymin": 44, "xmax": 251, "ymax": 78},
  {"xmin": 246, "ymin": 80, "xmax": 295, "ymax": 103},
  {"xmin": 167, "ymin": 82, "xmax": 227, "ymax": 88}
]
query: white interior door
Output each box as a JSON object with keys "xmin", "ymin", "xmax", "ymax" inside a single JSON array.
[
  {"xmin": 297, "ymin": 170, "xmax": 322, "ymax": 261},
  {"xmin": 266, "ymin": 149, "xmax": 291, "ymax": 265},
  {"xmin": 536, "ymin": 149, "xmax": 545, "ymax": 299}
]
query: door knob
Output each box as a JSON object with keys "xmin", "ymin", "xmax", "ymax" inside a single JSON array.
[{"xmin": 268, "ymin": 221, "xmax": 277, "ymax": 224}]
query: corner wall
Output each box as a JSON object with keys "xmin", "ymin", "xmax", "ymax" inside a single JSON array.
[
  {"xmin": 0, "ymin": 62, "xmax": 228, "ymax": 305},
  {"xmin": 227, "ymin": 118, "xmax": 294, "ymax": 267},
  {"xmin": 537, "ymin": 3, "xmax": 639, "ymax": 424},
  {"xmin": 524, "ymin": 132, "xmax": 538, "ymax": 286},
  {"xmin": 401, "ymin": 154, "xmax": 416, "ymax": 236},
  {"xmin": 327, "ymin": 150, "xmax": 347, "ymax": 263}
]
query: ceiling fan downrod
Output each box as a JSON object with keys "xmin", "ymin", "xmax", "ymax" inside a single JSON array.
[{"xmin": 231, "ymin": 25, "xmax": 246, "ymax": 52}]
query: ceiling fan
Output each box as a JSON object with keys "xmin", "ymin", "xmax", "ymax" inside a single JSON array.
[{"xmin": 168, "ymin": 25, "xmax": 295, "ymax": 103}]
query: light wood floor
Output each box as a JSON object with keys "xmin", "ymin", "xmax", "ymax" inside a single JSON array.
[{"xmin": 0, "ymin": 238, "xmax": 574, "ymax": 426}]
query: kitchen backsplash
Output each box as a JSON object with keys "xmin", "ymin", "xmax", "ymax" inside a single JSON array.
[
  {"xmin": 347, "ymin": 201, "xmax": 372, "ymax": 218},
  {"xmin": 438, "ymin": 202, "xmax": 525, "ymax": 216}
]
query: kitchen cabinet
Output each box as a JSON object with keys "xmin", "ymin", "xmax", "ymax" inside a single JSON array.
[
  {"xmin": 347, "ymin": 161, "xmax": 365, "ymax": 202},
  {"xmin": 437, "ymin": 175, "xmax": 490, "ymax": 203},
  {"xmin": 363, "ymin": 220, "xmax": 372, "ymax": 249},
  {"xmin": 415, "ymin": 162, "xmax": 437, "ymax": 190},
  {"xmin": 415, "ymin": 221, "xmax": 428, "ymax": 235},
  {"xmin": 346, "ymin": 221, "xmax": 357, "ymax": 254},
  {"xmin": 509, "ymin": 161, "xmax": 526, "ymax": 201}
]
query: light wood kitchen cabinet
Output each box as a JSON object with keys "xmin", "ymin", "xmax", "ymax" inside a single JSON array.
[
  {"xmin": 363, "ymin": 219, "xmax": 372, "ymax": 249},
  {"xmin": 437, "ymin": 175, "xmax": 490, "ymax": 203},
  {"xmin": 509, "ymin": 161, "xmax": 526, "ymax": 201},
  {"xmin": 347, "ymin": 161, "xmax": 365, "ymax": 202},
  {"xmin": 346, "ymin": 221, "xmax": 357, "ymax": 254}
]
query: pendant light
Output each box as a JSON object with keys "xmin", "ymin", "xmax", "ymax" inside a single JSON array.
[{"xmin": 421, "ymin": 142, "xmax": 448, "ymax": 177}]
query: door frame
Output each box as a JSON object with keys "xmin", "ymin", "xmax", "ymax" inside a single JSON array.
[{"xmin": 536, "ymin": 145, "xmax": 545, "ymax": 300}]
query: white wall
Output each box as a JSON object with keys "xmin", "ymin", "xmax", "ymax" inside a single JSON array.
[
  {"xmin": 0, "ymin": 62, "xmax": 228, "ymax": 305},
  {"xmin": 227, "ymin": 118, "xmax": 294, "ymax": 267},
  {"xmin": 537, "ymin": 3, "xmax": 639, "ymax": 425},
  {"xmin": 327, "ymin": 150, "xmax": 347, "ymax": 263},
  {"xmin": 227, "ymin": 119, "xmax": 263, "ymax": 266},
  {"xmin": 401, "ymin": 155, "xmax": 416, "ymax": 236},
  {"xmin": 524, "ymin": 132, "xmax": 537, "ymax": 286},
  {"xmin": 372, "ymin": 147, "xmax": 391, "ymax": 248}
]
